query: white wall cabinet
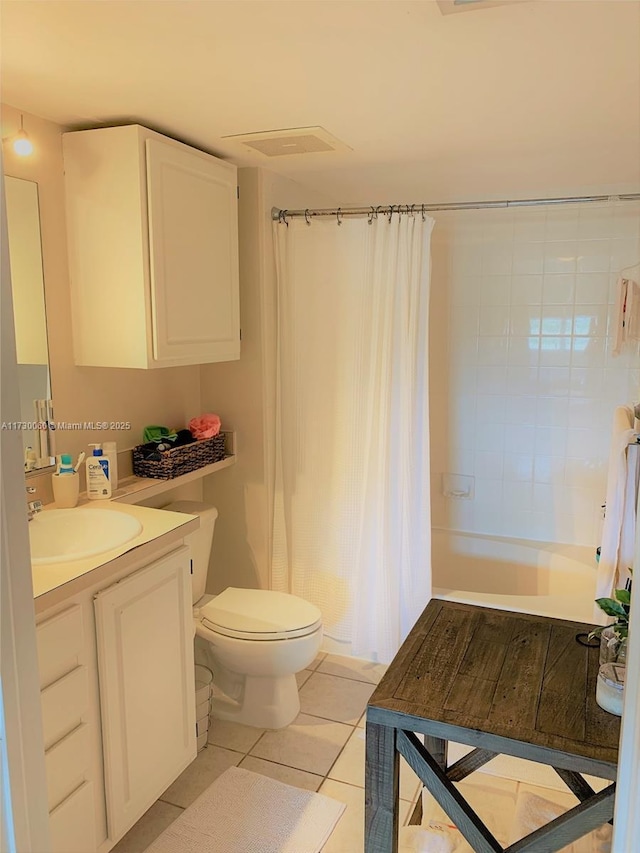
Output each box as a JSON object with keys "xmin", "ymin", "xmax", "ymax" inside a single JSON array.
[
  {"xmin": 63, "ymin": 124, "xmax": 240, "ymax": 368},
  {"xmin": 35, "ymin": 544, "xmax": 196, "ymax": 853},
  {"xmin": 94, "ymin": 547, "xmax": 196, "ymax": 841}
]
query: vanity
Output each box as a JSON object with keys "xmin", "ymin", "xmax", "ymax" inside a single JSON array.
[{"xmin": 33, "ymin": 502, "xmax": 200, "ymax": 853}]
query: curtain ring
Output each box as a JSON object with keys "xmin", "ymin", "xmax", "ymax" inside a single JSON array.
[
  {"xmin": 387, "ymin": 205, "xmax": 394, "ymax": 223},
  {"xmin": 280, "ymin": 209, "xmax": 289, "ymax": 227},
  {"xmin": 336, "ymin": 208, "xmax": 343, "ymax": 226},
  {"xmin": 409, "ymin": 204, "xmax": 415, "ymax": 217},
  {"xmin": 304, "ymin": 209, "xmax": 311, "ymax": 226},
  {"xmin": 421, "ymin": 204, "xmax": 426, "ymax": 222},
  {"xmin": 368, "ymin": 206, "xmax": 375, "ymax": 225}
]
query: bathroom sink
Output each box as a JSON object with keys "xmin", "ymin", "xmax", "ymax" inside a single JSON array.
[{"xmin": 29, "ymin": 508, "xmax": 143, "ymax": 565}]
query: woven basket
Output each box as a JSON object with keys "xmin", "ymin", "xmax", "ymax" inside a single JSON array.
[{"xmin": 132, "ymin": 433, "xmax": 226, "ymax": 480}]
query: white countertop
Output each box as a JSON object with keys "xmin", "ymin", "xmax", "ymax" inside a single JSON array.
[{"xmin": 32, "ymin": 501, "xmax": 199, "ymax": 603}]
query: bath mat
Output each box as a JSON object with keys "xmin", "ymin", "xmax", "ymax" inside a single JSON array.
[{"xmin": 144, "ymin": 766, "xmax": 345, "ymax": 853}]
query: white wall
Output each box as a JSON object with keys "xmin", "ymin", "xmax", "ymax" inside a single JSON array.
[
  {"xmin": 430, "ymin": 201, "xmax": 640, "ymax": 546},
  {"xmin": 200, "ymin": 168, "xmax": 266, "ymax": 591},
  {"xmin": 201, "ymin": 167, "xmax": 340, "ymax": 593}
]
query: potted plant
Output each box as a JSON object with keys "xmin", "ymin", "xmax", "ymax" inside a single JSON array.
[{"xmin": 589, "ymin": 581, "xmax": 631, "ymax": 665}]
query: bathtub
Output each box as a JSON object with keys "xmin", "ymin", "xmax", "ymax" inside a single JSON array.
[{"xmin": 431, "ymin": 528, "xmax": 598, "ymax": 624}]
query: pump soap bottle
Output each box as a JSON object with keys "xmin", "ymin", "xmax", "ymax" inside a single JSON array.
[
  {"xmin": 102, "ymin": 441, "xmax": 119, "ymax": 491},
  {"xmin": 86, "ymin": 444, "xmax": 112, "ymax": 500}
]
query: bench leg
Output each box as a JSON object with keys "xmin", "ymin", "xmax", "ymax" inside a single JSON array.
[
  {"xmin": 365, "ymin": 721, "xmax": 399, "ymax": 853},
  {"xmin": 425, "ymin": 735, "xmax": 448, "ymax": 771}
]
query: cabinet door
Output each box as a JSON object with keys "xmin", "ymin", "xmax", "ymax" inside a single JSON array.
[
  {"xmin": 146, "ymin": 138, "xmax": 240, "ymax": 366},
  {"xmin": 94, "ymin": 546, "xmax": 196, "ymax": 841}
]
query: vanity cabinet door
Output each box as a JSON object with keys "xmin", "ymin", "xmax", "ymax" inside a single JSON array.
[
  {"xmin": 94, "ymin": 546, "xmax": 196, "ymax": 842},
  {"xmin": 146, "ymin": 138, "xmax": 240, "ymax": 365}
]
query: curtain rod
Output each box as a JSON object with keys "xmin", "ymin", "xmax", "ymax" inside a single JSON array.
[{"xmin": 271, "ymin": 193, "xmax": 640, "ymax": 222}]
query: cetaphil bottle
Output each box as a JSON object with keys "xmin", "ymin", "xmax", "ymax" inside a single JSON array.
[{"xmin": 86, "ymin": 443, "xmax": 112, "ymax": 499}]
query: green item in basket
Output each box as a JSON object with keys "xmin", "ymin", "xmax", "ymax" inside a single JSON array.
[{"xmin": 142, "ymin": 425, "xmax": 178, "ymax": 444}]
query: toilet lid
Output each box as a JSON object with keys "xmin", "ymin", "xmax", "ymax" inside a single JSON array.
[{"xmin": 200, "ymin": 587, "xmax": 322, "ymax": 641}]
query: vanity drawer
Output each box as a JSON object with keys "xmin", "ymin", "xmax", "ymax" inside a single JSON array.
[
  {"xmin": 37, "ymin": 604, "xmax": 84, "ymax": 688},
  {"xmin": 45, "ymin": 723, "xmax": 90, "ymax": 811},
  {"xmin": 41, "ymin": 666, "xmax": 89, "ymax": 749},
  {"xmin": 49, "ymin": 780, "xmax": 97, "ymax": 853}
]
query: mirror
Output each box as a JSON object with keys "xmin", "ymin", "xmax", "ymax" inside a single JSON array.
[{"xmin": 4, "ymin": 175, "xmax": 54, "ymax": 471}]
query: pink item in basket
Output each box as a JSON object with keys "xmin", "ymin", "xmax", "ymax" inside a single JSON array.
[{"xmin": 189, "ymin": 413, "xmax": 221, "ymax": 440}]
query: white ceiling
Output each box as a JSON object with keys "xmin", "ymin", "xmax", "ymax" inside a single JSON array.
[{"xmin": 1, "ymin": 0, "xmax": 639, "ymax": 204}]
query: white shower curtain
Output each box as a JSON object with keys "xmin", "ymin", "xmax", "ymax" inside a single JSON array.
[{"xmin": 271, "ymin": 213, "xmax": 434, "ymax": 663}]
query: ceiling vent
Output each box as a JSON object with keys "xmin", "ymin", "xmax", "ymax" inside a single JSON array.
[
  {"xmin": 436, "ymin": 0, "xmax": 530, "ymax": 14},
  {"xmin": 221, "ymin": 126, "xmax": 351, "ymax": 157}
]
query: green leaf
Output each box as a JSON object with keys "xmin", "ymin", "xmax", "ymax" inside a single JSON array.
[
  {"xmin": 595, "ymin": 598, "xmax": 628, "ymax": 620},
  {"xmin": 588, "ymin": 627, "xmax": 605, "ymax": 641},
  {"xmin": 614, "ymin": 588, "xmax": 631, "ymax": 606}
]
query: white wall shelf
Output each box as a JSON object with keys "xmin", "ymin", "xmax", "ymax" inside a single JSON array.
[
  {"xmin": 112, "ymin": 454, "xmax": 236, "ymax": 505},
  {"xmin": 49, "ymin": 432, "xmax": 237, "ymax": 509}
]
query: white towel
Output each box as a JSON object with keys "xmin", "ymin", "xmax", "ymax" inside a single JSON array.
[
  {"xmin": 618, "ymin": 442, "xmax": 640, "ymax": 591},
  {"xmin": 596, "ymin": 406, "xmax": 637, "ymax": 616},
  {"xmin": 612, "ymin": 277, "xmax": 640, "ymax": 356},
  {"xmin": 612, "ymin": 278, "xmax": 628, "ymax": 356},
  {"xmin": 509, "ymin": 791, "xmax": 612, "ymax": 853},
  {"xmin": 626, "ymin": 278, "xmax": 640, "ymax": 343}
]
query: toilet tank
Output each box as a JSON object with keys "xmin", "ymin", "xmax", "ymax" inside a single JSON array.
[{"xmin": 163, "ymin": 501, "xmax": 218, "ymax": 604}]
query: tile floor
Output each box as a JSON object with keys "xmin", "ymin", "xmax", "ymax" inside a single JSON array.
[{"xmin": 112, "ymin": 653, "xmax": 607, "ymax": 853}]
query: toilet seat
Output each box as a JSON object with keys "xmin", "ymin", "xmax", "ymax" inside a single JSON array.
[{"xmin": 199, "ymin": 587, "xmax": 322, "ymax": 642}]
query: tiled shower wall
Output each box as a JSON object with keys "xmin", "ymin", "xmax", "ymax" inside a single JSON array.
[{"xmin": 430, "ymin": 201, "xmax": 640, "ymax": 547}]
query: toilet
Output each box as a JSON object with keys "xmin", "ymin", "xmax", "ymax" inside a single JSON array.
[{"xmin": 164, "ymin": 501, "xmax": 323, "ymax": 729}]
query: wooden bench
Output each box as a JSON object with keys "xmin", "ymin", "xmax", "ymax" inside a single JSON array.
[{"xmin": 365, "ymin": 599, "xmax": 620, "ymax": 852}]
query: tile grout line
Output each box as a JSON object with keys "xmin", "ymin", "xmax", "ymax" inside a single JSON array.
[
  {"xmin": 208, "ymin": 713, "xmax": 363, "ymax": 784},
  {"xmin": 320, "ymin": 723, "xmax": 359, "ymax": 785},
  {"xmin": 154, "ymin": 799, "xmax": 185, "ymax": 811},
  {"xmin": 314, "ymin": 669, "xmax": 382, "ymax": 686},
  {"xmin": 297, "ymin": 709, "xmax": 367, "ymax": 727},
  {"xmin": 238, "ymin": 751, "xmax": 325, "ymax": 774}
]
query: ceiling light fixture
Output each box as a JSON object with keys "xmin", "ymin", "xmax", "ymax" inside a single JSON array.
[{"xmin": 10, "ymin": 115, "xmax": 34, "ymax": 157}]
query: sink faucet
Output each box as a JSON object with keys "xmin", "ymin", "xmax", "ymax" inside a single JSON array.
[{"xmin": 26, "ymin": 485, "xmax": 43, "ymax": 521}]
